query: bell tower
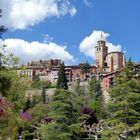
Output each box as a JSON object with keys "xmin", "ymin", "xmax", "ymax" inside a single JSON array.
[{"xmin": 95, "ymin": 34, "xmax": 108, "ymax": 72}]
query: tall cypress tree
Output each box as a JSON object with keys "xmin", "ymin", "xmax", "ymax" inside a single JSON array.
[{"xmin": 56, "ymin": 62, "xmax": 68, "ymax": 90}]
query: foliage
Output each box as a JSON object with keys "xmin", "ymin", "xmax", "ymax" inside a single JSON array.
[
  {"xmin": 81, "ymin": 106, "xmax": 98, "ymax": 125},
  {"xmin": 39, "ymin": 89, "xmax": 82, "ymax": 139},
  {"xmin": 31, "ymin": 94, "xmax": 41, "ymax": 107},
  {"xmin": 88, "ymin": 78, "xmax": 107, "ymax": 120},
  {"xmin": 0, "ymin": 69, "xmax": 12, "ymax": 97},
  {"xmin": 31, "ymin": 75, "xmax": 51, "ymax": 89},
  {"xmin": 0, "ymin": 27, "xmax": 28, "ymax": 138},
  {"xmin": 0, "ymin": 27, "xmax": 24, "ymax": 109},
  {"xmin": 0, "ymin": 109, "xmax": 22, "ymax": 139},
  {"xmin": 0, "ymin": 25, "xmax": 7, "ymax": 39},
  {"xmin": 103, "ymin": 59, "xmax": 140, "ymax": 139},
  {"xmin": 124, "ymin": 58, "xmax": 135, "ymax": 80},
  {"xmin": 41, "ymin": 85, "xmax": 48, "ymax": 104},
  {"xmin": 89, "ymin": 77, "xmax": 102, "ymax": 100},
  {"xmin": 0, "ymin": 97, "xmax": 12, "ymax": 121},
  {"xmin": 0, "ymin": 69, "xmax": 25, "ymax": 110},
  {"xmin": 80, "ymin": 61, "xmax": 91, "ymax": 74},
  {"xmin": 0, "ymin": 25, "xmax": 26, "ymax": 139},
  {"xmin": 73, "ymin": 79, "xmax": 82, "ymax": 96},
  {"xmin": 27, "ymin": 103, "xmax": 48, "ymax": 125},
  {"xmin": 19, "ymin": 103, "xmax": 48, "ymax": 139},
  {"xmin": 56, "ymin": 62, "xmax": 68, "ymax": 90},
  {"xmin": 134, "ymin": 64, "xmax": 140, "ymax": 80},
  {"xmin": 0, "ymin": 69, "xmax": 27, "ymax": 137},
  {"xmin": 0, "ymin": 43, "xmax": 19, "ymax": 68},
  {"xmin": 23, "ymin": 98, "xmax": 32, "ymax": 112}
]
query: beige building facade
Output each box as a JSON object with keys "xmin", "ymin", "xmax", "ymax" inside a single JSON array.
[
  {"xmin": 95, "ymin": 37, "xmax": 125, "ymax": 73},
  {"xmin": 16, "ymin": 36, "xmax": 125, "ymax": 88},
  {"xmin": 16, "ymin": 69, "xmax": 33, "ymax": 80}
]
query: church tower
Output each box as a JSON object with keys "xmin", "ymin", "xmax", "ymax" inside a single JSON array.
[{"xmin": 95, "ymin": 34, "xmax": 108, "ymax": 72}]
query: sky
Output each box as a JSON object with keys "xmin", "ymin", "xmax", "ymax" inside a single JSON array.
[{"xmin": 0, "ymin": 0, "xmax": 140, "ymax": 65}]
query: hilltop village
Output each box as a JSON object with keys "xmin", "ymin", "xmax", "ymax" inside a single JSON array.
[
  {"xmin": 1, "ymin": 1, "xmax": 140, "ymax": 139},
  {"xmin": 17, "ymin": 36, "xmax": 125, "ymax": 92}
]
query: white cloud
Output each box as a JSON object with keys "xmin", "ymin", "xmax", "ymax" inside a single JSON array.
[
  {"xmin": 69, "ymin": 7, "xmax": 77, "ymax": 17},
  {"xmin": 83, "ymin": 0, "xmax": 93, "ymax": 7},
  {"xmin": 0, "ymin": 0, "xmax": 77, "ymax": 30},
  {"xmin": 79, "ymin": 30, "xmax": 122, "ymax": 59},
  {"xmin": 3, "ymin": 38, "xmax": 75, "ymax": 65},
  {"xmin": 42, "ymin": 34, "xmax": 54, "ymax": 43}
]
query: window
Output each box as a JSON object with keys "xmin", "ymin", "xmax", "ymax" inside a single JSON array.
[{"xmin": 104, "ymin": 63, "xmax": 107, "ymax": 67}]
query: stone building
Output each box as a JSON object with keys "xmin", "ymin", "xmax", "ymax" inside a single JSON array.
[
  {"xmin": 105, "ymin": 52, "xmax": 125, "ymax": 72},
  {"xmin": 95, "ymin": 38, "xmax": 108, "ymax": 72},
  {"xmin": 16, "ymin": 69, "xmax": 33, "ymax": 80},
  {"xmin": 27, "ymin": 59, "xmax": 61, "ymax": 68},
  {"xmin": 95, "ymin": 35, "xmax": 125, "ymax": 73},
  {"xmin": 16, "ymin": 36, "xmax": 125, "ymax": 90},
  {"xmin": 94, "ymin": 35, "xmax": 125, "ymax": 94}
]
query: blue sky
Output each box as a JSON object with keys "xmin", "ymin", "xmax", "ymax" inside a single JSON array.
[{"xmin": 0, "ymin": 0, "xmax": 140, "ymax": 65}]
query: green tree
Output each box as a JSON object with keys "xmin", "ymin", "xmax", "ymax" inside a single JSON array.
[
  {"xmin": 0, "ymin": 69, "xmax": 27, "ymax": 138},
  {"xmin": 28, "ymin": 103, "xmax": 48, "ymax": 125},
  {"xmin": 80, "ymin": 61, "xmax": 91, "ymax": 74},
  {"xmin": 89, "ymin": 77, "xmax": 102, "ymax": 100},
  {"xmin": 40, "ymin": 89, "xmax": 82, "ymax": 140},
  {"xmin": 42, "ymin": 86, "xmax": 46, "ymax": 104},
  {"xmin": 0, "ymin": 69, "xmax": 25, "ymax": 110},
  {"xmin": 73, "ymin": 79, "xmax": 82, "ymax": 96},
  {"xmin": 0, "ymin": 69, "xmax": 12, "ymax": 97},
  {"xmin": 0, "ymin": 26, "xmax": 26, "ymax": 138},
  {"xmin": 0, "ymin": 44, "xmax": 19, "ymax": 68},
  {"xmin": 103, "ymin": 59, "xmax": 140, "ymax": 139},
  {"xmin": 0, "ymin": 109, "xmax": 22, "ymax": 139},
  {"xmin": 124, "ymin": 58, "xmax": 135, "ymax": 80},
  {"xmin": 56, "ymin": 62, "xmax": 68, "ymax": 90},
  {"xmin": 88, "ymin": 78, "xmax": 107, "ymax": 120},
  {"xmin": 0, "ymin": 26, "xmax": 19, "ymax": 69},
  {"xmin": 31, "ymin": 75, "xmax": 51, "ymax": 89},
  {"xmin": 0, "ymin": 73, "xmax": 26, "ymax": 138},
  {"xmin": 23, "ymin": 98, "xmax": 32, "ymax": 112},
  {"xmin": 0, "ymin": 25, "xmax": 7, "ymax": 39},
  {"xmin": 20, "ymin": 103, "xmax": 48, "ymax": 137}
]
